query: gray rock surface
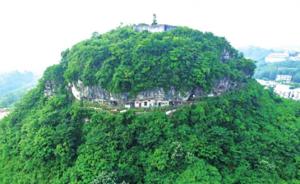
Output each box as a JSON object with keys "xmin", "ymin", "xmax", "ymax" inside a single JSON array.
[
  {"xmin": 44, "ymin": 81, "xmax": 57, "ymax": 97},
  {"xmin": 65, "ymin": 78, "xmax": 236, "ymax": 105}
]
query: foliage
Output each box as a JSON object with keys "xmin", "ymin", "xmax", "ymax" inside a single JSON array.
[
  {"xmin": 0, "ymin": 80, "xmax": 299, "ymax": 183},
  {"xmin": 63, "ymin": 26, "xmax": 254, "ymax": 94},
  {"xmin": 0, "ymin": 26, "xmax": 299, "ymax": 184},
  {"xmin": 175, "ymin": 160, "xmax": 222, "ymax": 184}
]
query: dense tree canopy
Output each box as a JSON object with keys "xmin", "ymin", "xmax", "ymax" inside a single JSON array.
[
  {"xmin": 0, "ymin": 81, "xmax": 299, "ymax": 183},
  {"xmin": 62, "ymin": 26, "xmax": 254, "ymax": 94},
  {"xmin": 0, "ymin": 26, "xmax": 299, "ymax": 184}
]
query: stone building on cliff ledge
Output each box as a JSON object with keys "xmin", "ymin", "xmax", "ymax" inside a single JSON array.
[{"xmin": 133, "ymin": 14, "xmax": 177, "ymax": 33}]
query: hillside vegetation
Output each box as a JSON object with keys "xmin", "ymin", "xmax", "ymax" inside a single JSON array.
[
  {"xmin": 0, "ymin": 26, "xmax": 299, "ymax": 184},
  {"xmin": 62, "ymin": 27, "xmax": 254, "ymax": 94}
]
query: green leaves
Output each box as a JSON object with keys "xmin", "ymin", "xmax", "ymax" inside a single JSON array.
[
  {"xmin": 0, "ymin": 26, "xmax": 299, "ymax": 184},
  {"xmin": 175, "ymin": 160, "xmax": 222, "ymax": 184},
  {"xmin": 63, "ymin": 26, "xmax": 254, "ymax": 94},
  {"xmin": 0, "ymin": 81, "xmax": 300, "ymax": 183},
  {"xmin": 148, "ymin": 148, "xmax": 169, "ymax": 171}
]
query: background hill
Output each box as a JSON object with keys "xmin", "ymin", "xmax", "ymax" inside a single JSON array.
[
  {"xmin": 240, "ymin": 46, "xmax": 300, "ymax": 82},
  {"xmin": 239, "ymin": 46, "xmax": 273, "ymax": 64},
  {"xmin": 0, "ymin": 71, "xmax": 37, "ymax": 108}
]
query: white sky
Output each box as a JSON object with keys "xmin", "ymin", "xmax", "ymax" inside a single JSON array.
[{"xmin": 0, "ymin": 0, "xmax": 300, "ymax": 74}]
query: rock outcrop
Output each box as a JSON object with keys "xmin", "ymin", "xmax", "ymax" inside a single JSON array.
[
  {"xmin": 65, "ymin": 78, "xmax": 237, "ymax": 107},
  {"xmin": 0, "ymin": 108, "xmax": 9, "ymax": 120},
  {"xmin": 212, "ymin": 78, "xmax": 237, "ymax": 95},
  {"xmin": 44, "ymin": 81, "xmax": 57, "ymax": 97},
  {"xmin": 69, "ymin": 81, "xmax": 129, "ymax": 104}
]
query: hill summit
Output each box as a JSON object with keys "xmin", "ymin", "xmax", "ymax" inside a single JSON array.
[{"xmin": 43, "ymin": 25, "xmax": 254, "ymax": 109}]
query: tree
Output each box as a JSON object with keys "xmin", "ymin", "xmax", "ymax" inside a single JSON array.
[{"xmin": 175, "ymin": 160, "xmax": 222, "ymax": 184}]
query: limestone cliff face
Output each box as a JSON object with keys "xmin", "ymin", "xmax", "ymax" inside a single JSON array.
[
  {"xmin": 68, "ymin": 81, "xmax": 189, "ymax": 104},
  {"xmin": 212, "ymin": 78, "xmax": 237, "ymax": 95},
  {"xmin": 69, "ymin": 81, "xmax": 129, "ymax": 103},
  {"xmin": 135, "ymin": 87, "xmax": 190, "ymax": 101},
  {"xmin": 64, "ymin": 78, "xmax": 237, "ymax": 105}
]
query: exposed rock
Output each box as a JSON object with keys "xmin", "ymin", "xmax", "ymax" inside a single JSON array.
[
  {"xmin": 212, "ymin": 78, "xmax": 237, "ymax": 95},
  {"xmin": 44, "ymin": 81, "xmax": 57, "ymax": 97},
  {"xmin": 67, "ymin": 78, "xmax": 237, "ymax": 107},
  {"xmin": 136, "ymin": 87, "xmax": 191, "ymax": 101},
  {"xmin": 0, "ymin": 108, "xmax": 9, "ymax": 120},
  {"xmin": 69, "ymin": 81, "xmax": 194, "ymax": 104},
  {"xmin": 221, "ymin": 49, "xmax": 232, "ymax": 62},
  {"xmin": 69, "ymin": 81, "xmax": 129, "ymax": 104}
]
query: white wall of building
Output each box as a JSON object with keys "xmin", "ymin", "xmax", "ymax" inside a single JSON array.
[{"xmin": 134, "ymin": 99, "xmax": 170, "ymax": 108}]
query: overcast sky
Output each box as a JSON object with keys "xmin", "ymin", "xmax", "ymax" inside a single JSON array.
[{"xmin": 0, "ymin": 0, "xmax": 300, "ymax": 74}]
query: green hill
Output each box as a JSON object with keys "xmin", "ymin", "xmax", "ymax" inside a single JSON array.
[{"xmin": 0, "ymin": 26, "xmax": 299, "ymax": 184}]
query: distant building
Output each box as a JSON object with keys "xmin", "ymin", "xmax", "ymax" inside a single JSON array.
[
  {"xmin": 134, "ymin": 24, "xmax": 177, "ymax": 33},
  {"xmin": 275, "ymin": 75, "xmax": 292, "ymax": 83}
]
